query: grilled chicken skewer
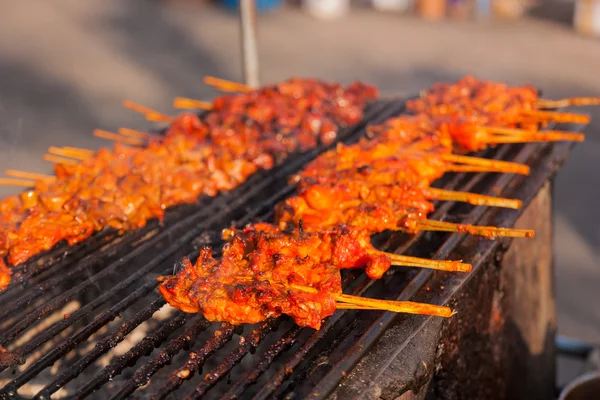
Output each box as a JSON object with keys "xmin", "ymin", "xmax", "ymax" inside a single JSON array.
[
  {"xmin": 0, "ymin": 78, "xmax": 377, "ymax": 268},
  {"xmin": 158, "ymin": 236, "xmax": 454, "ymax": 330}
]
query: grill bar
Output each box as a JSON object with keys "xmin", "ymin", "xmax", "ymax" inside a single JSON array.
[
  {"xmin": 9, "ymin": 280, "xmax": 159, "ymax": 370},
  {"xmin": 149, "ymin": 319, "xmax": 241, "ymax": 400},
  {"xmin": 1, "ymin": 230, "xmax": 119, "ymax": 294},
  {"xmin": 112, "ymin": 321, "xmax": 237, "ymax": 400},
  {"xmin": 105, "ymin": 318, "xmax": 213, "ymax": 400},
  {"xmin": 36, "ymin": 300, "xmax": 180, "ymax": 398},
  {"xmin": 70, "ymin": 314, "xmax": 190, "ymax": 399},
  {"xmin": 2, "ymin": 289, "xmax": 165, "ymax": 393},
  {"xmin": 0, "ymin": 240, "xmax": 175, "ymax": 352},
  {"xmin": 249, "ymin": 274, "xmax": 376, "ymax": 400},
  {"xmin": 181, "ymin": 318, "xmax": 279, "ymax": 399},
  {"xmin": 222, "ymin": 326, "xmax": 303, "ymax": 399}
]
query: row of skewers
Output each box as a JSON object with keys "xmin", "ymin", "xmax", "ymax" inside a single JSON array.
[
  {"xmin": 0, "ymin": 76, "xmax": 595, "ymax": 327},
  {"xmin": 157, "ymin": 76, "xmax": 596, "ymax": 329},
  {"xmin": 0, "ymin": 77, "xmax": 379, "ymax": 291}
]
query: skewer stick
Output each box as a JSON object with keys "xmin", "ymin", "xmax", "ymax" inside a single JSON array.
[
  {"xmin": 225, "ymin": 276, "xmax": 454, "ymax": 317},
  {"xmin": 424, "ymin": 188, "xmax": 522, "ymax": 209},
  {"xmin": 93, "ymin": 129, "xmax": 145, "ymax": 146},
  {"xmin": 0, "ymin": 178, "xmax": 36, "ymax": 187},
  {"xmin": 5, "ymin": 170, "xmax": 56, "ymax": 182},
  {"xmin": 203, "ymin": 76, "xmax": 252, "ymax": 93},
  {"xmin": 483, "ymin": 134, "xmax": 585, "ymax": 145},
  {"xmin": 300, "ymin": 176, "xmax": 520, "ymax": 210},
  {"xmin": 122, "ymin": 100, "xmax": 174, "ymax": 122},
  {"xmin": 173, "ymin": 97, "xmax": 214, "ymax": 110},
  {"xmin": 335, "ymin": 303, "xmax": 379, "ymax": 310},
  {"xmin": 63, "ymin": 147, "xmax": 95, "ymax": 157},
  {"xmin": 442, "ymin": 154, "xmax": 530, "ymax": 175},
  {"xmin": 335, "ymin": 294, "xmax": 455, "ymax": 317},
  {"xmin": 483, "ymin": 127, "xmax": 585, "ymax": 143},
  {"xmin": 414, "ymin": 219, "xmax": 535, "ymax": 238},
  {"xmin": 368, "ymin": 250, "xmax": 472, "ymax": 272},
  {"xmin": 48, "ymin": 146, "xmax": 90, "ymax": 161},
  {"xmin": 288, "ymin": 284, "xmax": 454, "ymax": 318},
  {"xmin": 43, "ymin": 154, "xmax": 78, "ymax": 165},
  {"xmin": 447, "ymin": 165, "xmax": 526, "ymax": 174},
  {"xmin": 118, "ymin": 128, "xmax": 162, "ymax": 140},
  {"xmin": 537, "ymin": 97, "xmax": 600, "ymax": 109},
  {"xmin": 520, "ymin": 110, "xmax": 590, "ymax": 124}
]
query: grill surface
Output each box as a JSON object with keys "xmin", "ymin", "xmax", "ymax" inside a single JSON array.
[{"xmin": 0, "ymin": 99, "xmax": 581, "ymax": 400}]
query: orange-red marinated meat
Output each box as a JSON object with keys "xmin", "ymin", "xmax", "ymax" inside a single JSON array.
[
  {"xmin": 0, "ymin": 78, "xmax": 377, "ymax": 273},
  {"xmin": 407, "ymin": 75, "xmax": 539, "ymax": 127},
  {"xmin": 0, "ymin": 259, "xmax": 10, "ymax": 291},
  {"xmin": 227, "ymin": 223, "xmax": 394, "ymax": 279},
  {"xmin": 159, "ymin": 245, "xmax": 341, "ymax": 329}
]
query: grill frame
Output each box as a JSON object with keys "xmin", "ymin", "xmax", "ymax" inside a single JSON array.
[{"xmin": 0, "ymin": 99, "xmax": 583, "ymax": 400}]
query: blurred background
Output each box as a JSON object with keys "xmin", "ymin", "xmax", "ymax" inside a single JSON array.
[{"xmin": 0, "ymin": 0, "xmax": 598, "ymax": 386}]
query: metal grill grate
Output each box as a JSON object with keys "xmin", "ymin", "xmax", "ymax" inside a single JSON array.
[
  {"xmin": 0, "ymin": 100, "xmax": 404, "ymax": 399},
  {"xmin": 0, "ymin": 100, "xmax": 582, "ymax": 400}
]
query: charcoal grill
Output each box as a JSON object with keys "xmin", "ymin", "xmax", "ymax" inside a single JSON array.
[{"xmin": 0, "ymin": 96, "xmax": 583, "ymax": 400}]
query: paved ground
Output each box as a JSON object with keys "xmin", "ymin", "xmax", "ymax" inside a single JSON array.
[{"xmin": 1, "ymin": 0, "xmax": 599, "ymax": 366}]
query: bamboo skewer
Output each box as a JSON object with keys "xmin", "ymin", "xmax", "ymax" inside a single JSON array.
[
  {"xmin": 520, "ymin": 109, "xmax": 590, "ymax": 124},
  {"xmin": 173, "ymin": 97, "xmax": 214, "ymax": 110},
  {"xmin": 442, "ymin": 154, "xmax": 530, "ymax": 175},
  {"xmin": 482, "ymin": 126, "xmax": 585, "ymax": 143},
  {"xmin": 442, "ymin": 154, "xmax": 529, "ymax": 175},
  {"xmin": 48, "ymin": 146, "xmax": 90, "ymax": 161},
  {"xmin": 305, "ymin": 176, "xmax": 521, "ymax": 210},
  {"xmin": 446, "ymin": 165, "xmax": 526, "ymax": 174},
  {"xmin": 414, "ymin": 219, "xmax": 535, "ymax": 238},
  {"xmin": 93, "ymin": 129, "xmax": 145, "ymax": 146},
  {"xmin": 0, "ymin": 178, "xmax": 36, "ymax": 187},
  {"xmin": 287, "ymin": 284, "xmax": 454, "ymax": 317},
  {"xmin": 370, "ymin": 250, "xmax": 472, "ymax": 272},
  {"xmin": 335, "ymin": 303, "xmax": 378, "ymax": 310},
  {"xmin": 203, "ymin": 76, "xmax": 252, "ymax": 93},
  {"xmin": 122, "ymin": 100, "xmax": 174, "ymax": 123},
  {"xmin": 43, "ymin": 154, "xmax": 79, "ymax": 165},
  {"xmin": 425, "ymin": 187, "xmax": 521, "ymax": 209},
  {"xmin": 335, "ymin": 294, "xmax": 455, "ymax": 317},
  {"xmin": 5, "ymin": 170, "xmax": 56, "ymax": 182},
  {"xmin": 482, "ymin": 135, "xmax": 585, "ymax": 145},
  {"xmin": 537, "ymin": 97, "xmax": 600, "ymax": 109}
]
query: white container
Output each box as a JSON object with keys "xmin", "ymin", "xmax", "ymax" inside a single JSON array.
[
  {"xmin": 574, "ymin": 0, "xmax": 600, "ymax": 37},
  {"xmin": 304, "ymin": 0, "xmax": 350, "ymax": 19},
  {"xmin": 372, "ymin": 0, "xmax": 412, "ymax": 12}
]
